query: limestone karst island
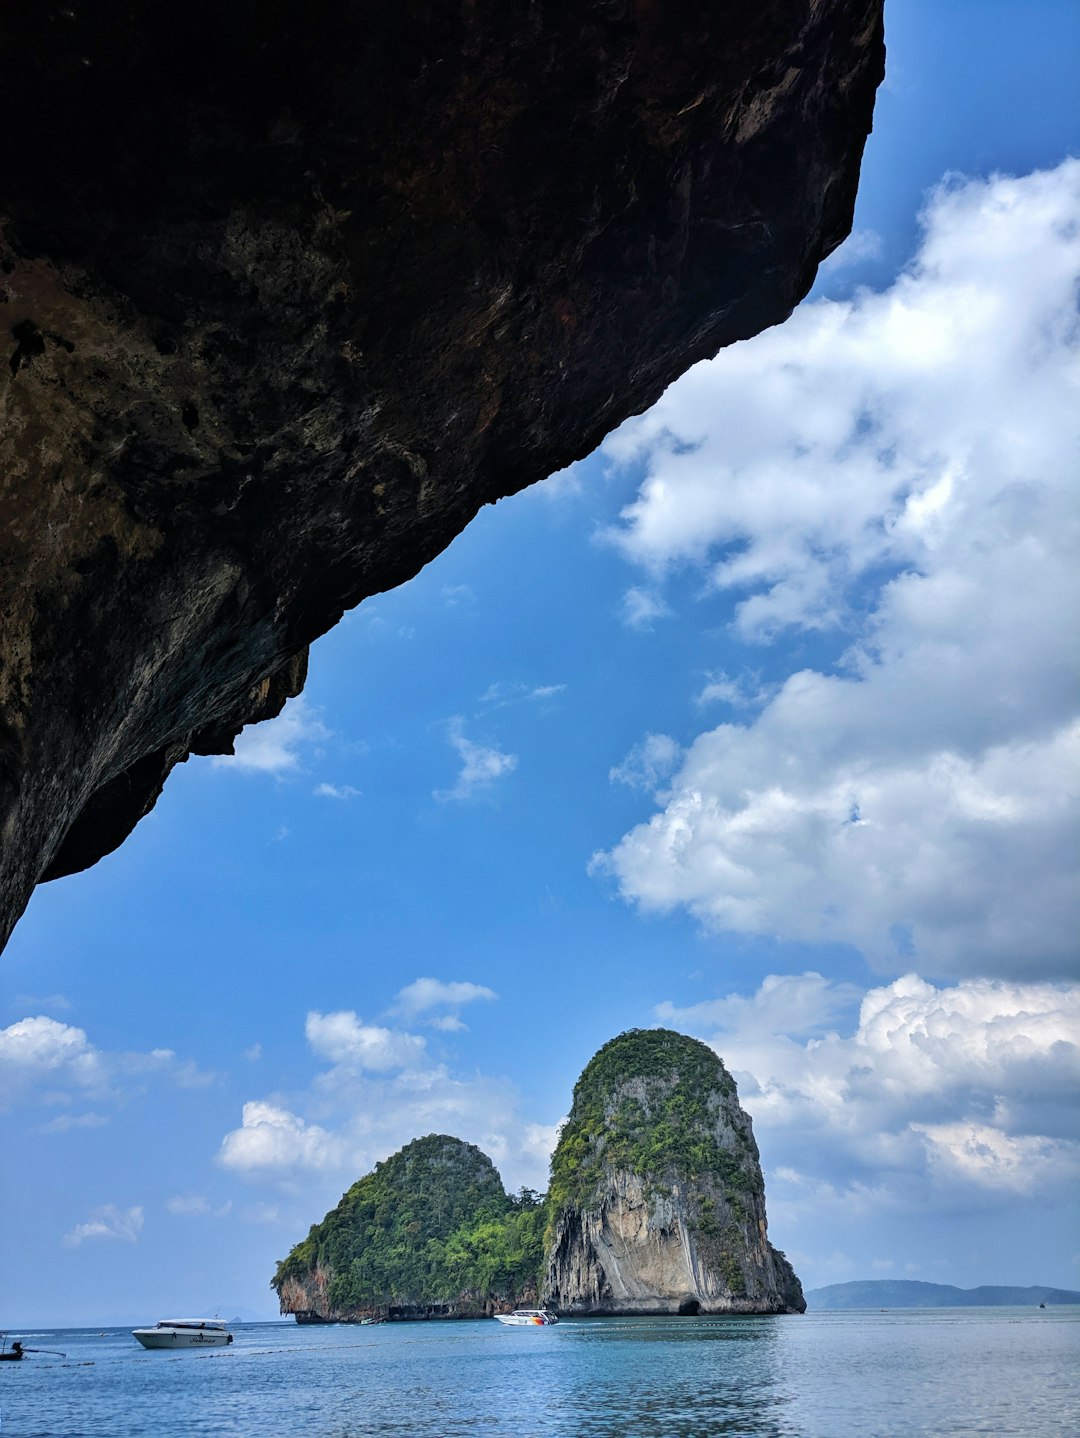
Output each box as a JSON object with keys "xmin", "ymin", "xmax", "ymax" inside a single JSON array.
[{"xmin": 273, "ymin": 1029, "xmax": 804, "ymax": 1321}]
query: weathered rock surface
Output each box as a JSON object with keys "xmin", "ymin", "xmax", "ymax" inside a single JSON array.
[
  {"xmin": 0, "ymin": 1, "xmax": 883, "ymax": 948},
  {"xmin": 545, "ymin": 1029, "xmax": 804, "ymax": 1314}
]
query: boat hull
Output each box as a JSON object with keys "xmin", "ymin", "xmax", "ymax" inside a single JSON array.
[
  {"xmin": 494, "ymin": 1310, "xmax": 558, "ymax": 1327},
  {"xmin": 133, "ymin": 1325, "xmax": 232, "ymax": 1349}
]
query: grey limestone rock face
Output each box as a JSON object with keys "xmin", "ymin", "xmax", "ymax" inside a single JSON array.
[
  {"xmin": 0, "ymin": 1, "xmax": 883, "ymax": 949},
  {"xmin": 544, "ymin": 1030, "xmax": 804, "ymax": 1314}
]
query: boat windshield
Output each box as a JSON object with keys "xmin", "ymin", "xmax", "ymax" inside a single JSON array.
[{"xmin": 159, "ymin": 1320, "xmax": 226, "ymax": 1330}]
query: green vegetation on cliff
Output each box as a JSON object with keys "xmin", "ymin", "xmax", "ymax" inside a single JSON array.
[
  {"xmin": 548, "ymin": 1029, "xmax": 757, "ymax": 1220},
  {"xmin": 274, "ymin": 1029, "xmax": 802, "ymax": 1319},
  {"xmin": 272, "ymin": 1134, "xmax": 545, "ymax": 1313}
]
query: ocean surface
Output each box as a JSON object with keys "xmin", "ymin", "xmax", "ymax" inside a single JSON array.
[{"xmin": 3, "ymin": 1308, "xmax": 1078, "ymax": 1438}]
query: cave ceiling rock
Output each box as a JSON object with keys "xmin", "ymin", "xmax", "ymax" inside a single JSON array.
[{"xmin": 0, "ymin": 0, "xmax": 885, "ymax": 949}]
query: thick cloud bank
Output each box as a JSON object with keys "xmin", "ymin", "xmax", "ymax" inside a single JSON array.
[
  {"xmin": 599, "ymin": 162, "xmax": 1080, "ymax": 980},
  {"xmin": 658, "ymin": 970, "xmax": 1079, "ymax": 1260}
]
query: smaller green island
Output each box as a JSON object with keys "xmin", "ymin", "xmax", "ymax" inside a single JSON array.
[{"xmin": 273, "ymin": 1134, "xmax": 546, "ymax": 1321}]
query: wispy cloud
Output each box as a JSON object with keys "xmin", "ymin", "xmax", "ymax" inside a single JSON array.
[
  {"xmin": 536, "ymin": 461, "xmax": 585, "ymax": 500},
  {"xmin": 313, "ymin": 782, "xmax": 361, "ymax": 800},
  {"xmin": 241, "ymin": 1202, "xmax": 283, "ymax": 1225},
  {"xmin": 393, "ymin": 978, "xmax": 498, "ymax": 1031},
  {"xmin": 433, "ymin": 718, "xmax": 517, "ymax": 802},
  {"xmin": 10, "ymin": 992, "xmax": 71, "ymax": 1014},
  {"xmin": 479, "ymin": 681, "xmax": 567, "ymax": 708},
  {"xmin": 695, "ymin": 670, "xmax": 771, "ymax": 710},
  {"xmin": 63, "ymin": 1204, "xmax": 144, "ymax": 1248},
  {"xmin": 41, "ymin": 1112, "xmax": 109, "ymax": 1134},
  {"xmin": 820, "ymin": 226, "xmax": 883, "ymax": 270},
  {"xmin": 441, "ymin": 584, "xmax": 476, "ymax": 608},
  {"xmin": 360, "ymin": 609, "xmax": 415, "ymax": 641},
  {"xmin": 166, "ymin": 1194, "xmax": 233, "ymax": 1218},
  {"xmin": 609, "ymin": 734, "xmax": 682, "ymax": 793},
  {"xmin": 620, "ymin": 586, "xmax": 671, "ymax": 630}
]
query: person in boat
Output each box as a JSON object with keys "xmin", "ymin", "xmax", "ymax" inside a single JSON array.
[{"xmin": 10, "ymin": 1341, "xmax": 23, "ymax": 1358}]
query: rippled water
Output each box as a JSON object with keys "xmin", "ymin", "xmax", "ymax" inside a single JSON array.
[{"xmin": 4, "ymin": 1308, "xmax": 1078, "ymax": 1437}]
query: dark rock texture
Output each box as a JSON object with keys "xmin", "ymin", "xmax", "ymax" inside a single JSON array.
[
  {"xmin": 545, "ymin": 1029, "xmax": 804, "ymax": 1314},
  {"xmin": 0, "ymin": 0, "xmax": 883, "ymax": 948}
]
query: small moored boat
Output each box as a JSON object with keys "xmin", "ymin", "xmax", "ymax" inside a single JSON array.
[
  {"xmin": 1, "ymin": 1337, "xmax": 67, "ymax": 1360},
  {"xmin": 494, "ymin": 1309, "xmax": 559, "ymax": 1326},
  {"xmin": 132, "ymin": 1319, "xmax": 233, "ymax": 1350}
]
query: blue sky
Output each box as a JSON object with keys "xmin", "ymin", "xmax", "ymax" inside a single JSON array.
[{"xmin": 4, "ymin": 1, "xmax": 1079, "ymax": 1325}]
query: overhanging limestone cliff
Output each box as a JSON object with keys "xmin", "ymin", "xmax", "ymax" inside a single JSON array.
[{"xmin": 0, "ymin": 1, "xmax": 884, "ymax": 948}]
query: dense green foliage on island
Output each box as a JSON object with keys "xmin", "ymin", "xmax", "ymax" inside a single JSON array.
[
  {"xmin": 273, "ymin": 1029, "xmax": 792, "ymax": 1317},
  {"xmin": 272, "ymin": 1134, "xmax": 546, "ymax": 1312},
  {"xmin": 548, "ymin": 1028, "xmax": 756, "ymax": 1220}
]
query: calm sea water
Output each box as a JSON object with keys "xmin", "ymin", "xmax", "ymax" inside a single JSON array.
[{"xmin": 3, "ymin": 1308, "xmax": 1078, "ymax": 1438}]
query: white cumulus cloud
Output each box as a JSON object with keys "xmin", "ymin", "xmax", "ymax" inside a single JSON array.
[
  {"xmin": 0, "ymin": 1016, "xmax": 102, "ymax": 1089},
  {"xmin": 0, "ymin": 1015, "xmax": 211, "ymax": 1108},
  {"xmin": 657, "ymin": 972, "xmax": 1080, "ymax": 1202},
  {"xmin": 911, "ymin": 1122, "xmax": 1074, "ymax": 1195},
  {"xmin": 217, "ymin": 1101, "xmax": 344, "ymax": 1173},
  {"xmin": 305, "ymin": 1011, "xmax": 428, "ymax": 1071},
  {"xmin": 213, "ymin": 696, "xmax": 329, "ymax": 775},
  {"xmin": 597, "ymin": 161, "xmax": 1080, "ymax": 980}
]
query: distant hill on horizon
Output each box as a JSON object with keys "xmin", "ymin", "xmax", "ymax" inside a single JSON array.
[{"xmin": 807, "ymin": 1280, "xmax": 1080, "ymax": 1309}]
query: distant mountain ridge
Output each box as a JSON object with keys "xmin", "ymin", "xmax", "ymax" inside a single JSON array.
[{"xmin": 807, "ymin": 1280, "xmax": 1080, "ymax": 1309}]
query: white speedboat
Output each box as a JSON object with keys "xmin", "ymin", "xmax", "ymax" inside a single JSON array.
[
  {"xmin": 494, "ymin": 1309, "xmax": 559, "ymax": 1326},
  {"xmin": 132, "ymin": 1319, "xmax": 233, "ymax": 1349}
]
